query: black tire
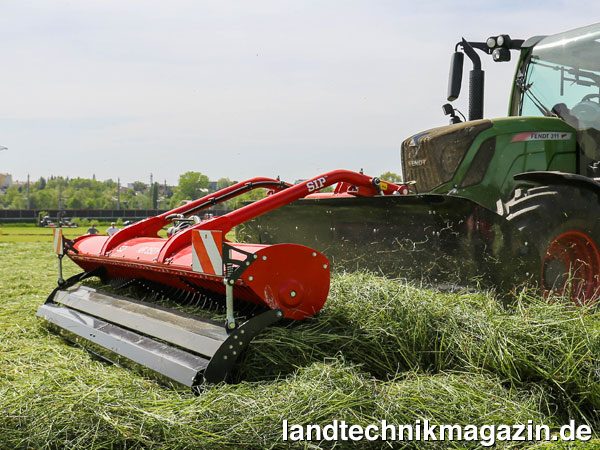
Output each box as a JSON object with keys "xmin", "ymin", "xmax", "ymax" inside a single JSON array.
[{"xmin": 505, "ymin": 184, "xmax": 600, "ymax": 303}]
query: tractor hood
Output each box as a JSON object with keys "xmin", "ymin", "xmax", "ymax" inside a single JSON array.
[{"xmin": 401, "ymin": 119, "xmax": 492, "ymax": 192}]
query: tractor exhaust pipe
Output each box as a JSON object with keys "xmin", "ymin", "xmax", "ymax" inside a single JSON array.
[
  {"xmin": 446, "ymin": 39, "xmax": 485, "ymax": 121},
  {"xmin": 461, "ymin": 39, "xmax": 485, "ymax": 121}
]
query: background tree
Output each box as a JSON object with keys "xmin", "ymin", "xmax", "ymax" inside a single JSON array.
[
  {"xmin": 169, "ymin": 171, "xmax": 209, "ymax": 208},
  {"xmin": 131, "ymin": 181, "xmax": 147, "ymax": 193},
  {"xmin": 151, "ymin": 182, "xmax": 159, "ymax": 209},
  {"xmin": 217, "ymin": 177, "xmax": 233, "ymax": 190},
  {"xmin": 379, "ymin": 171, "xmax": 403, "ymax": 183},
  {"xmin": 34, "ymin": 177, "xmax": 46, "ymax": 190}
]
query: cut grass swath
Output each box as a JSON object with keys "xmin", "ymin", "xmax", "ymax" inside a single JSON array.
[{"xmin": 1, "ymin": 242, "xmax": 600, "ymax": 448}]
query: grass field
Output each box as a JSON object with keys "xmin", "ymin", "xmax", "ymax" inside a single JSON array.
[
  {"xmin": 0, "ymin": 225, "xmax": 85, "ymax": 242},
  {"xmin": 0, "ymin": 225, "xmax": 169, "ymax": 243},
  {"xmin": 1, "ymin": 239, "xmax": 600, "ymax": 448}
]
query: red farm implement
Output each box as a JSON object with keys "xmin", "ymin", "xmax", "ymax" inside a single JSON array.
[{"xmin": 37, "ymin": 170, "xmax": 407, "ymax": 387}]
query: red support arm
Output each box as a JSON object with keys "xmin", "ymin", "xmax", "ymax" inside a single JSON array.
[{"xmin": 100, "ymin": 177, "xmax": 288, "ymax": 254}]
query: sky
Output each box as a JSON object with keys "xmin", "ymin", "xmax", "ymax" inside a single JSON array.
[{"xmin": 1, "ymin": 1, "xmax": 599, "ymax": 185}]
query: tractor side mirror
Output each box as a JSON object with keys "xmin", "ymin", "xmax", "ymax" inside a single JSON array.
[
  {"xmin": 442, "ymin": 103, "xmax": 462, "ymax": 124},
  {"xmin": 447, "ymin": 51, "xmax": 464, "ymax": 102}
]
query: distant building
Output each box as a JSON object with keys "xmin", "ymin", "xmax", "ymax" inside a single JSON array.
[
  {"xmin": 0, "ymin": 173, "xmax": 13, "ymax": 189},
  {"xmin": 127, "ymin": 182, "xmax": 145, "ymax": 191}
]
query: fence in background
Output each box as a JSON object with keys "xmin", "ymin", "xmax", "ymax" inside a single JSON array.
[{"xmin": 0, "ymin": 209, "xmax": 227, "ymax": 223}]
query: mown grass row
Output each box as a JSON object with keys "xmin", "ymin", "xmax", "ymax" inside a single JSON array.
[
  {"xmin": 240, "ymin": 273, "xmax": 600, "ymax": 420},
  {"xmin": 1, "ymin": 242, "xmax": 599, "ymax": 448}
]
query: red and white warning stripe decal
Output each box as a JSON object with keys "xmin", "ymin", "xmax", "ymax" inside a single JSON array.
[
  {"xmin": 511, "ymin": 131, "xmax": 572, "ymax": 143},
  {"xmin": 191, "ymin": 230, "xmax": 223, "ymax": 276},
  {"xmin": 53, "ymin": 228, "xmax": 63, "ymax": 255}
]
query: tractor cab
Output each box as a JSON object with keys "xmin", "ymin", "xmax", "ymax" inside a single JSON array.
[
  {"xmin": 442, "ymin": 23, "xmax": 600, "ymax": 178},
  {"xmin": 402, "ymin": 24, "xmax": 600, "ymax": 199},
  {"xmin": 511, "ymin": 23, "xmax": 600, "ymax": 175}
]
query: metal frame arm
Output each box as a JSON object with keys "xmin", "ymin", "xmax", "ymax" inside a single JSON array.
[
  {"xmin": 100, "ymin": 177, "xmax": 290, "ymax": 254},
  {"xmin": 157, "ymin": 169, "xmax": 404, "ymax": 261}
]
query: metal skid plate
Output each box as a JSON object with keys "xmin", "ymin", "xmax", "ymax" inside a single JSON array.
[
  {"xmin": 37, "ymin": 303, "xmax": 209, "ymax": 387},
  {"xmin": 53, "ymin": 286, "xmax": 229, "ymax": 357},
  {"xmin": 38, "ymin": 285, "xmax": 283, "ymax": 386}
]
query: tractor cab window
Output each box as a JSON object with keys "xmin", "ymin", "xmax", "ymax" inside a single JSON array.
[
  {"xmin": 518, "ymin": 24, "xmax": 600, "ymax": 164},
  {"xmin": 520, "ymin": 60, "xmax": 600, "ymax": 128}
]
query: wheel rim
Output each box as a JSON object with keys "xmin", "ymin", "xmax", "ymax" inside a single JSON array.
[{"xmin": 542, "ymin": 230, "xmax": 600, "ymax": 304}]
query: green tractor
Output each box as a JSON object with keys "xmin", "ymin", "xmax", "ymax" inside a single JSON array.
[{"xmin": 244, "ymin": 23, "xmax": 600, "ymax": 302}]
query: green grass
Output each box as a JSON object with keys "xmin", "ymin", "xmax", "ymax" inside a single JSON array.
[
  {"xmin": 1, "ymin": 242, "xmax": 600, "ymax": 448},
  {"xmin": 0, "ymin": 225, "xmax": 84, "ymax": 242},
  {"xmin": 0, "ymin": 225, "xmax": 171, "ymax": 242}
]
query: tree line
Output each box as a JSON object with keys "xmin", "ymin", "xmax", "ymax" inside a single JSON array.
[
  {"xmin": 0, "ymin": 171, "xmax": 402, "ymax": 211},
  {"xmin": 0, "ymin": 172, "xmax": 260, "ymax": 211}
]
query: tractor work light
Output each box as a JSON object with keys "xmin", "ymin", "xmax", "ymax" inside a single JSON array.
[
  {"xmin": 487, "ymin": 34, "xmax": 512, "ymax": 50},
  {"xmin": 492, "ymin": 47, "xmax": 511, "ymax": 62}
]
